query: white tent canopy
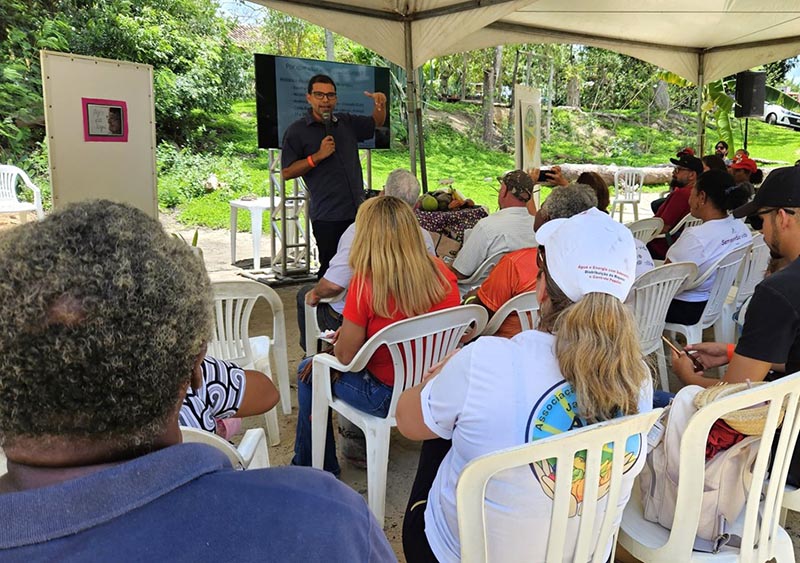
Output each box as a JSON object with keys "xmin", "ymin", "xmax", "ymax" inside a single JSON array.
[{"xmin": 254, "ymin": 1, "xmax": 800, "ymax": 85}]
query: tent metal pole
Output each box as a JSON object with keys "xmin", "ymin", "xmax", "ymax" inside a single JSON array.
[
  {"xmin": 696, "ymin": 52, "xmax": 705, "ymax": 155},
  {"xmin": 404, "ymin": 21, "xmax": 418, "ymax": 177}
]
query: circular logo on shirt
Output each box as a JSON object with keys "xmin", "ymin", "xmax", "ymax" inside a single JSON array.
[{"xmin": 524, "ymin": 381, "xmax": 642, "ymax": 517}]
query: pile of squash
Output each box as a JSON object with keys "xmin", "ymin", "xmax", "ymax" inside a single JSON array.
[{"xmin": 417, "ymin": 187, "xmax": 475, "ymax": 211}]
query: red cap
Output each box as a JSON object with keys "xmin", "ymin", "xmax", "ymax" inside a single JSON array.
[
  {"xmin": 677, "ymin": 147, "xmax": 695, "ymax": 157},
  {"xmin": 731, "ymin": 156, "xmax": 758, "ymax": 174}
]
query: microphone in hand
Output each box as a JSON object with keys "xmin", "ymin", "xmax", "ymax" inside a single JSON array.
[{"xmin": 322, "ymin": 112, "xmax": 333, "ymax": 137}]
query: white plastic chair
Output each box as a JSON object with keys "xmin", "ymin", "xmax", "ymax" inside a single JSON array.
[
  {"xmin": 457, "ymin": 409, "xmax": 663, "ymax": 563},
  {"xmin": 626, "ymin": 217, "xmax": 664, "ymax": 244},
  {"xmin": 303, "ymin": 291, "xmax": 346, "ymax": 354},
  {"xmin": 210, "ymin": 279, "xmax": 291, "ymax": 447},
  {"xmin": 458, "ymin": 251, "xmax": 507, "ymax": 298},
  {"xmin": 664, "ymin": 244, "xmax": 751, "ymax": 345},
  {"xmin": 628, "ymin": 262, "xmax": 697, "ymax": 391},
  {"xmin": 610, "ymin": 169, "xmax": 645, "ymax": 222},
  {"xmin": 311, "ymin": 305, "xmax": 488, "ymax": 525},
  {"xmin": 0, "ymin": 448, "xmax": 6, "ymax": 477},
  {"xmin": 0, "ymin": 165, "xmax": 44, "ymax": 222},
  {"xmin": 716, "ymin": 234, "xmax": 770, "ymax": 344},
  {"xmin": 180, "ymin": 426, "xmax": 270, "ymax": 470},
  {"xmin": 618, "ymin": 371, "xmax": 800, "ymax": 562},
  {"xmin": 480, "ymin": 290, "xmax": 539, "ymax": 336},
  {"xmin": 651, "ymin": 213, "xmax": 704, "ymax": 245}
]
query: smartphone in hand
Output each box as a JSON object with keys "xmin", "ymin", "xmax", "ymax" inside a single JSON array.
[
  {"xmin": 661, "ymin": 336, "xmax": 705, "ymax": 372},
  {"xmin": 537, "ymin": 169, "xmax": 551, "ymax": 182}
]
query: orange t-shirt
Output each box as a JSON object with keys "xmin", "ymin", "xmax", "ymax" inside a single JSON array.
[
  {"xmin": 476, "ymin": 247, "xmax": 538, "ymax": 338},
  {"xmin": 342, "ymin": 258, "xmax": 461, "ymax": 386}
]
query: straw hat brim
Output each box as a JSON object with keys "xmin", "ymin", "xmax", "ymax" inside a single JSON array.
[{"xmin": 694, "ymin": 382, "xmax": 785, "ymax": 436}]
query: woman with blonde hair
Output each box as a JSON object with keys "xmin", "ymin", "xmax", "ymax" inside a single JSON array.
[
  {"xmin": 397, "ymin": 208, "xmax": 653, "ymax": 562},
  {"xmin": 292, "ymin": 196, "xmax": 461, "ymax": 476}
]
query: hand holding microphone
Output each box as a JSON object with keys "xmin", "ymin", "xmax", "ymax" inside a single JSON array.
[{"xmin": 313, "ymin": 111, "xmax": 336, "ymax": 163}]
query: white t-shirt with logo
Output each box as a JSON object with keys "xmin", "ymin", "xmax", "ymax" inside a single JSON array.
[
  {"xmin": 635, "ymin": 239, "xmax": 655, "ymax": 278},
  {"xmin": 666, "ymin": 215, "xmax": 752, "ymax": 302},
  {"xmin": 420, "ymin": 330, "xmax": 653, "ymax": 563}
]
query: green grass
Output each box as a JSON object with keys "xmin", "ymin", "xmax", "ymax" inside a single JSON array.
[{"xmin": 165, "ymin": 102, "xmax": 800, "ymax": 229}]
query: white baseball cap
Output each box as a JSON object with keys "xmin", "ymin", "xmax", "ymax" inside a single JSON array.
[{"xmin": 535, "ymin": 208, "xmax": 636, "ymax": 303}]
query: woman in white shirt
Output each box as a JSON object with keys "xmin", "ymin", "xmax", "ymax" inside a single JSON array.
[
  {"xmin": 396, "ymin": 209, "xmax": 652, "ymax": 563},
  {"xmin": 665, "ymin": 169, "xmax": 752, "ymax": 325}
]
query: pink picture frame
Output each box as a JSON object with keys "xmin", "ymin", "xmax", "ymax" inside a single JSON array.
[{"xmin": 82, "ymin": 98, "xmax": 128, "ymax": 142}]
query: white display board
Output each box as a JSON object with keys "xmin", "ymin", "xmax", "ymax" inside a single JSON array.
[
  {"xmin": 514, "ymin": 85, "xmax": 542, "ymax": 207},
  {"xmin": 41, "ymin": 50, "xmax": 157, "ymax": 217}
]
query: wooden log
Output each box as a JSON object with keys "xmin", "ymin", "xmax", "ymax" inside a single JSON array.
[{"xmin": 549, "ymin": 163, "xmax": 673, "ymax": 186}]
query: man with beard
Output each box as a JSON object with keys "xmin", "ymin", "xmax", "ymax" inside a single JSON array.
[
  {"xmin": 282, "ymin": 74, "xmax": 387, "ymax": 277},
  {"xmin": 671, "ymin": 166, "xmax": 800, "ymax": 484},
  {"xmin": 647, "ymin": 151, "xmax": 704, "ymax": 259}
]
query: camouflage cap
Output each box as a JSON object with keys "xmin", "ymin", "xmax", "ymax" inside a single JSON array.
[{"xmin": 497, "ymin": 169, "xmax": 534, "ymax": 202}]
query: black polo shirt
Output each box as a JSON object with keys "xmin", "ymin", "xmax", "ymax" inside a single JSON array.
[{"xmin": 281, "ymin": 110, "xmax": 375, "ymax": 222}]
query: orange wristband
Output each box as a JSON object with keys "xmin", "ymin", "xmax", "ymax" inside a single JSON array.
[
  {"xmin": 307, "ymin": 155, "xmax": 316, "ymax": 168},
  {"xmin": 726, "ymin": 343, "xmax": 735, "ymax": 362}
]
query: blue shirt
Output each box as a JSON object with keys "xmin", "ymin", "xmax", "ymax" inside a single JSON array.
[
  {"xmin": 281, "ymin": 111, "xmax": 375, "ymax": 222},
  {"xmin": 0, "ymin": 443, "xmax": 396, "ymax": 562}
]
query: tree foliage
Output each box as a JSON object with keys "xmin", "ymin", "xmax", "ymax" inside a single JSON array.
[{"xmin": 1, "ymin": 0, "xmax": 249, "ymax": 159}]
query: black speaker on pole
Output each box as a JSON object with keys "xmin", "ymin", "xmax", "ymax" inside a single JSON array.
[{"xmin": 734, "ymin": 71, "xmax": 766, "ymax": 118}]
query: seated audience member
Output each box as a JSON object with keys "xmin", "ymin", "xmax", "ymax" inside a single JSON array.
[
  {"xmin": 543, "ymin": 166, "xmax": 611, "ymax": 213},
  {"xmin": 449, "ymin": 169, "xmax": 536, "ymax": 279},
  {"xmin": 647, "ymin": 151, "xmax": 704, "ymax": 260},
  {"xmin": 702, "ymin": 154, "xmax": 728, "ymax": 173},
  {"xmin": 671, "ymin": 166, "xmax": 800, "ymax": 484},
  {"xmin": 467, "ymin": 184, "xmax": 597, "ymax": 338},
  {"xmin": 397, "ymin": 208, "xmax": 651, "ymax": 563},
  {"xmin": 730, "ymin": 154, "xmax": 763, "ymax": 188},
  {"xmin": 180, "ymin": 356, "xmax": 279, "ymax": 439},
  {"xmin": 0, "ymin": 200, "xmax": 394, "ymax": 561},
  {"xmin": 293, "ymin": 196, "xmax": 460, "ymax": 476},
  {"xmin": 297, "ymin": 168, "xmax": 434, "ymax": 352},
  {"xmin": 664, "ymin": 170, "xmax": 752, "ymax": 324},
  {"xmin": 715, "ymin": 140, "xmax": 730, "ymax": 163},
  {"xmin": 650, "ymin": 147, "xmax": 697, "ymax": 215}
]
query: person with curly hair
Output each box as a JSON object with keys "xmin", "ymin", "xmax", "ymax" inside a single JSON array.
[{"xmin": 0, "ymin": 200, "xmax": 394, "ymax": 561}]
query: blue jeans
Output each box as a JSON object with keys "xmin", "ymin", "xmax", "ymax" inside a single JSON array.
[
  {"xmin": 293, "ymin": 357, "xmax": 393, "ymax": 475},
  {"xmin": 653, "ymin": 390, "xmax": 675, "ymax": 408}
]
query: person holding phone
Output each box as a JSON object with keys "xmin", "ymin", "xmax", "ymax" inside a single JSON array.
[
  {"xmin": 281, "ymin": 74, "xmax": 387, "ymax": 278},
  {"xmin": 448, "ymin": 169, "xmax": 537, "ymax": 281}
]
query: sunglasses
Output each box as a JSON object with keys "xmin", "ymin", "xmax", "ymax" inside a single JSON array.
[
  {"xmin": 311, "ymin": 91, "xmax": 337, "ymax": 100},
  {"xmin": 748, "ymin": 207, "xmax": 797, "ymax": 230}
]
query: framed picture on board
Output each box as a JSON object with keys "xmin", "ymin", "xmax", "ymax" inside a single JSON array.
[{"xmin": 82, "ymin": 98, "xmax": 128, "ymax": 142}]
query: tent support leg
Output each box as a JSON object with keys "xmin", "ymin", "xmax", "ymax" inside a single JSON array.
[
  {"xmin": 404, "ymin": 21, "xmax": 417, "ymax": 178},
  {"xmin": 696, "ymin": 52, "xmax": 705, "ymax": 155}
]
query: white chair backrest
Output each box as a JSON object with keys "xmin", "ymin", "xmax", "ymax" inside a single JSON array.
[
  {"xmin": 614, "ymin": 169, "xmax": 645, "ymax": 201},
  {"xmin": 695, "ymin": 244, "xmax": 751, "ymax": 328},
  {"xmin": 0, "ymin": 165, "xmax": 22, "ymax": 203},
  {"xmin": 0, "ymin": 448, "xmax": 6, "ymax": 477},
  {"xmin": 209, "ymin": 279, "xmax": 285, "ymax": 367},
  {"xmin": 459, "ymin": 251, "xmax": 507, "ymax": 288},
  {"xmin": 646, "ymin": 372, "xmax": 800, "ymax": 562},
  {"xmin": 457, "ymin": 409, "xmax": 663, "ymax": 563},
  {"xmin": 481, "ymin": 291, "xmax": 539, "ymax": 336},
  {"xmin": 733, "ymin": 233, "xmax": 770, "ymax": 308},
  {"xmin": 625, "ymin": 217, "xmax": 664, "ymax": 243},
  {"xmin": 628, "ymin": 262, "xmax": 697, "ymax": 354},
  {"xmin": 181, "ymin": 426, "xmax": 246, "ymax": 469},
  {"xmin": 668, "ymin": 213, "xmax": 703, "ymax": 236},
  {"xmin": 328, "ymin": 305, "xmax": 487, "ymax": 418}
]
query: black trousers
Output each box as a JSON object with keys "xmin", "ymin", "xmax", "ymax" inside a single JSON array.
[
  {"xmin": 311, "ymin": 219, "xmax": 353, "ymax": 279},
  {"xmin": 665, "ymin": 298, "xmax": 707, "ymax": 325},
  {"xmin": 403, "ymin": 438, "xmax": 453, "ymax": 563}
]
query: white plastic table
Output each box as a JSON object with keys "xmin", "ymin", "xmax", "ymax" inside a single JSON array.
[{"xmin": 230, "ymin": 197, "xmax": 271, "ymax": 270}]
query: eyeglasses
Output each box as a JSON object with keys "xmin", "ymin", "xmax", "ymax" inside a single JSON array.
[
  {"xmin": 715, "ymin": 145, "xmax": 726, "ymax": 150},
  {"xmin": 749, "ymin": 207, "xmax": 797, "ymax": 230},
  {"xmin": 311, "ymin": 91, "xmax": 337, "ymax": 100}
]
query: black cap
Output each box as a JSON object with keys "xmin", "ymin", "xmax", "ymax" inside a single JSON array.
[
  {"xmin": 733, "ymin": 166, "xmax": 800, "ymax": 218},
  {"xmin": 669, "ymin": 153, "xmax": 704, "ymax": 175}
]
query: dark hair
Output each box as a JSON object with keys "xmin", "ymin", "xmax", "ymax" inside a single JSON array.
[
  {"xmin": 695, "ymin": 169, "xmax": 750, "ymax": 211},
  {"xmin": 701, "ymin": 154, "xmax": 727, "ymax": 172},
  {"xmin": 751, "ymin": 169, "xmax": 764, "ymax": 185},
  {"xmin": 576, "ymin": 172, "xmax": 610, "ymax": 212},
  {"xmin": 307, "ymin": 74, "xmax": 336, "ymax": 94},
  {"xmin": 715, "ymin": 140, "xmax": 728, "ymax": 150},
  {"xmin": 0, "ymin": 200, "xmax": 212, "ymax": 449}
]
